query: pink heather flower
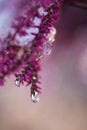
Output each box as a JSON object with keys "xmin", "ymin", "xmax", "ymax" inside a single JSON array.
[{"xmin": 0, "ymin": 0, "xmax": 64, "ymax": 102}]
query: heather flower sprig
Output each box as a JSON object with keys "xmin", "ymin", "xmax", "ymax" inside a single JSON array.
[{"xmin": 0, "ymin": 0, "xmax": 64, "ymax": 102}]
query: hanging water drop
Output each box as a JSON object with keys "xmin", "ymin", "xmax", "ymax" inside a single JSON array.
[
  {"xmin": 15, "ymin": 78, "xmax": 21, "ymax": 87},
  {"xmin": 31, "ymin": 90, "xmax": 39, "ymax": 103}
]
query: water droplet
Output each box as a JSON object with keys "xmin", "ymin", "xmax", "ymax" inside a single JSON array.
[
  {"xmin": 49, "ymin": 37, "xmax": 55, "ymax": 43},
  {"xmin": 44, "ymin": 27, "xmax": 56, "ymax": 52},
  {"xmin": 15, "ymin": 78, "xmax": 21, "ymax": 87},
  {"xmin": 47, "ymin": 27, "xmax": 56, "ymax": 43},
  {"xmin": 50, "ymin": 27, "xmax": 56, "ymax": 35},
  {"xmin": 31, "ymin": 90, "xmax": 39, "ymax": 103},
  {"xmin": 43, "ymin": 45, "xmax": 52, "ymax": 56}
]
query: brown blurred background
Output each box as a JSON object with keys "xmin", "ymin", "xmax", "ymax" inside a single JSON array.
[
  {"xmin": 0, "ymin": 1, "xmax": 87, "ymax": 130},
  {"xmin": 65, "ymin": 0, "xmax": 87, "ymax": 4}
]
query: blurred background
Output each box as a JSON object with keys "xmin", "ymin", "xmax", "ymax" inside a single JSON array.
[{"xmin": 0, "ymin": 0, "xmax": 87, "ymax": 130}]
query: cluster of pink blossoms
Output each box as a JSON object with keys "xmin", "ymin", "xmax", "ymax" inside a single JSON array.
[{"xmin": 0, "ymin": 0, "xmax": 63, "ymax": 102}]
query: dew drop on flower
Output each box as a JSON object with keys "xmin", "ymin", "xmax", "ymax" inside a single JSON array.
[
  {"xmin": 50, "ymin": 27, "xmax": 56, "ymax": 35},
  {"xmin": 31, "ymin": 90, "xmax": 39, "ymax": 103},
  {"xmin": 43, "ymin": 45, "xmax": 52, "ymax": 56},
  {"xmin": 15, "ymin": 78, "xmax": 21, "ymax": 87},
  {"xmin": 47, "ymin": 27, "xmax": 56, "ymax": 43}
]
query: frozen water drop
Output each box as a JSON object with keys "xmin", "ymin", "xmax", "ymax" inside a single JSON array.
[{"xmin": 31, "ymin": 90, "xmax": 39, "ymax": 103}]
